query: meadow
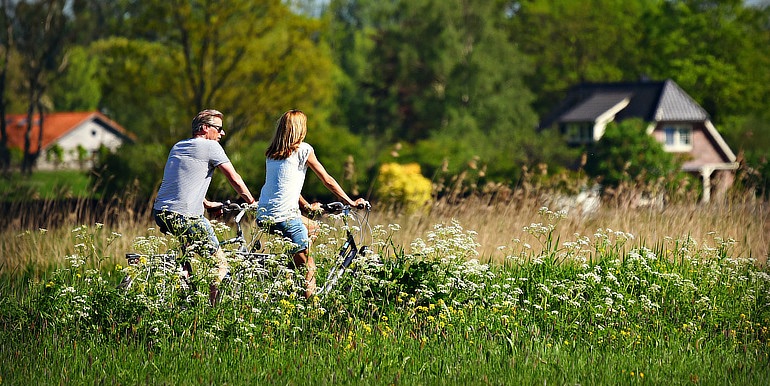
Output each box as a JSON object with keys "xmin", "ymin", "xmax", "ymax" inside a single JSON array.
[{"xmin": 1, "ymin": 192, "xmax": 769, "ymax": 385}]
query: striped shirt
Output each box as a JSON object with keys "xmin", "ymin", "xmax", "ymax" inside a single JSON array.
[{"xmin": 153, "ymin": 138, "xmax": 230, "ymax": 216}]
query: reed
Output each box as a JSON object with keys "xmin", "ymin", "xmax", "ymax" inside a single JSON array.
[
  {"xmin": 2, "ymin": 173, "xmax": 768, "ymax": 276},
  {"xmin": 371, "ymin": 187, "xmax": 769, "ymax": 265}
]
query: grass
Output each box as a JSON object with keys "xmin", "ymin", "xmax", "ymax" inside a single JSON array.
[
  {"xmin": 1, "ymin": 202, "xmax": 769, "ymax": 384},
  {"xmin": 2, "ymin": 329, "xmax": 766, "ymax": 384},
  {"xmin": 0, "ymin": 170, "xmax": 94, "ymax": 201}
]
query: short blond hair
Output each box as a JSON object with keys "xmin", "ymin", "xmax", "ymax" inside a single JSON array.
[{"xmin": 265, "ymin": 110, "xmax": 307, "ymax": 160}]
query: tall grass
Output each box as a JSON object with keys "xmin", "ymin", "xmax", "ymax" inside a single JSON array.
[
  {"xmin": 2, "ymin": 186, "xmax": 767, "ymax": 278},
  {"xmin": 373, "ymin": 191, "xmax": 769, "ymax": 266}
]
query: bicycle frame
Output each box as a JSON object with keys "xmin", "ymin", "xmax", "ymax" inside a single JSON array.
[
  {"xmin": 315, "ymin": 202, "xmax": 371, "ymax": 297},
  {"xmin": 121, "ymin": 201, "xmax": 261, "ymax": 292}
]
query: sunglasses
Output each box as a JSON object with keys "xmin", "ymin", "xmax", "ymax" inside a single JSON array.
[{"xmin": 207, "ymin": 123, "xmax": 224, "ymax": 133}]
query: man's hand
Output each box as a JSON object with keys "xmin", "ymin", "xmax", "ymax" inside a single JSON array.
[{"xmin": 205, "ymin": 201, "xmax": 224, "ymax": 219}]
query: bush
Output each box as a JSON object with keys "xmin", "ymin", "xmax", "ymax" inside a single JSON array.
[
  {"xmin": 90, "ymin": 143, "xmax": 168, "ymax": 201},
  {"xmin": 375, "ymin": 162, "xmax": 432, "ymax": 213},
  {"xmin": 584, "ymin": 119, "xmax": 682, "ymax": 189}
]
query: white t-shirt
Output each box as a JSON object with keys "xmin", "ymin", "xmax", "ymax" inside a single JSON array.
[
  {"xmin": 153, "ymin": 138, "xmax": 230, "ymax": 216},
  {"xmin": 258, "ymin": 142, "xmax": 313, "ymax": 222}
]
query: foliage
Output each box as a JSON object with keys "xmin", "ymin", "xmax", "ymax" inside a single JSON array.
[
  {"xmin": 2, "ymin": 0, "xmax": 769, "ymax": 202},
  {"xmin": 506, "ymin": 0, "xmax": 656, "ymax": 116},
  {"xmin": 584, "ymin": 119, "xmax": 682, "ymax": 190},
  {"xmin": 88, "ymin": 37, "xmax": 194, "ymax": 146},
  {"xmin": 48, "ymin": 46, "xmax": 101, "ymax": 111},
  {"xmin": 85, "ymin": 0, "xmax": 339, "ymax": 150},
  {"xmin": 374, "ymin": 162, "xmax": 432, "ymax": 213},
  {"xmin": 326, "ymin": 0, "xmax": 546, "ymax": 180},
  {"xmin": 722, "ymin": 113, "xmax": 770, "ymax": 199},
  {"xmin": 90, "ymin": 142, "xmax": 168, "ymax": 200},
  {"xmin": 638, "ymin": 0, "xmax": 770, "ymax": 121},
  {"xmin": 11, "ymin": 0, "xmax": 70, "ymax": 173},
  {"xmin": 44, "ymin": 143, "xmax": 64, "ymax": 169}
]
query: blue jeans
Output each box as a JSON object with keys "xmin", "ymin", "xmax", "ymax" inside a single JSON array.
[
  {"xmin": 153, "ymin": 209, "xmax": 219, "ymax": 255},
  {"xmin": 264, "ymin": 217, "xmax": 309, "ymax": 254}
]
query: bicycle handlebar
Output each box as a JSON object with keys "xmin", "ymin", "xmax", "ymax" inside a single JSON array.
[
  {"xmin": 217, "ymin": 200, "xmax": 370, "ymax": 217},
  {"xmin": 321, "ymin": 201, "xmax": 371, "ymax": 214}
]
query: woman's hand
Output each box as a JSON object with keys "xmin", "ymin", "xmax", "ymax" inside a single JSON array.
[{"xmin": 351, "ymin": 198, "xmax": 370, "ymax": 209}]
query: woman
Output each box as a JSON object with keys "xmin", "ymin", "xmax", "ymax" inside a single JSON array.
[{"xmin": 257, "ymin": 110, "xmax": 368, "ymax": 298}]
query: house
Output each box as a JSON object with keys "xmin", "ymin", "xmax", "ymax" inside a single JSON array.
[
  {"xmin": 5, "ymin": 111, "xmax": 134, "ymax": 170},
  {"xmin": 539, "ymin": 79, "xmax": 738, "ymax": 203}
]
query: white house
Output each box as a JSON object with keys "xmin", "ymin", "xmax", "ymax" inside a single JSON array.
[
  {"xmin": 539, "ymin": 79, "xmax": 738, "ymax": 203},
  {"xmin": 6, "ymin": 111, "xmax": 134, "ymax": 170}
]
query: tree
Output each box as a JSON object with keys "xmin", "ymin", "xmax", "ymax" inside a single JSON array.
[
  {"xmin": 0, "ymin": 0, "xmax": 12, "ymax": 173},
  {"xmin": 505, "ymin": 0, "xmax": 656, "ymax": 117},
  {"xmin": 13, "ymin": 0, "xmax": 69, "ymax": 174},
  {"xmin": 48, "ymin": 46, "xmax": 100, "ymax": 111},
  {"xmin": 88, "ymin": 0, "xmax": 338, "ymax": 148},
  {"xmin": 326, "ymin": 0, "xmax": 546, "ymax": 182},
  {"xmin": 85, "ymin": 1, "xmax": 346, "ymax": 201}
]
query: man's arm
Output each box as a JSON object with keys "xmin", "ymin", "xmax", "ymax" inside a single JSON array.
[{"xmin": 217, "ymin": 162, "xmax": 256, "ymax": 204}]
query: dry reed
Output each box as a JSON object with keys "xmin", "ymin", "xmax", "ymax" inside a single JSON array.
[
  {"xmin": 2, "ymin": 177, "xmax": 768, "ymax": 275},
  {"xmin": 371, "ymin": 192, "xmax": 769, "ymax": 265}
]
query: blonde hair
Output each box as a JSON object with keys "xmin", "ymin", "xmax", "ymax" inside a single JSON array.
[{"xmin": 266, "ymin": 110, "xmax": 307, "ymax": 159}]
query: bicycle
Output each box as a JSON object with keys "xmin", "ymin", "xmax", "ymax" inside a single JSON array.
[
  {"xmin": 215, "ymin": 201, "xmax": 373, "ymax": 302},
  {"xmin": 120, "ymin": 200, "xmax": 373, "ymax": 303},
  {"xmin": 118, "ymin": 202, "xmax": 262, "ymax": 303}
]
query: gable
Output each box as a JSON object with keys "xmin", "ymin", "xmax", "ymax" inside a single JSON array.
[{"xmin": 654, "ymin": 81, "xmax": 709, "ymax": 121}]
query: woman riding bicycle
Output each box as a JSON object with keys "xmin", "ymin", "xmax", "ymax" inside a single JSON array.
[{"xmin": 256, "ymin": 109, "xmax": 368, "ymax": 298}]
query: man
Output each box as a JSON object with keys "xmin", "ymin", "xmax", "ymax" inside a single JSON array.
[{"xmin": 153, "ymin": 109, "xmax": 255, "ymax": 305}]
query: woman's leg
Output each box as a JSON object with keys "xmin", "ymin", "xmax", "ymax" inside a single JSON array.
[
  {"xmin": 293, "ymin": 249, "xmax": 316, "ymax": 298},
  {"xmin": 279, "ymin": 217, "xmax": 314, "ymax": 298}
]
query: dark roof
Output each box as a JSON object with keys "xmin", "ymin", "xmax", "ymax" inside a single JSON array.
[
  {"xmin": 560, "ymin": 92, "xmax": 631, "ymax": 122},
  {"xmin": 539, "ymin": 79, "xmax": 709, "ymax": 129}
]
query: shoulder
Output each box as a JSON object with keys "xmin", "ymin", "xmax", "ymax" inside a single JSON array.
[{"xmin": 299, "ymin": 142, "xmax": 314, "ymax": 154}]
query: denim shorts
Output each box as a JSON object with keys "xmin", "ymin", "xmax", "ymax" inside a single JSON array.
[
  {"xmin": 265, "ymin": 217, "xmax": 309, "ymax": 254},
  {"xmin": 153, "ymin": 209, "xmax": 219, "ymax": 255}
]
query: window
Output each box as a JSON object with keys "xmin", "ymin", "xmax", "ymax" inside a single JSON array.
[
  {"xmin": 563, "ymin": 122, "xmax": 594, "ymax": 144},
  {"xmin": 663, "ymin": 125, "xmax": 692, "ymax": 151}
]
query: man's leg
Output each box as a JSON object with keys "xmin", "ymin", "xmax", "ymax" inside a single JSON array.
[
  {"xmin": 209, "ymin": 248, "xmax": 229, "ymax": 305},
  {"xmin": 183, "ymin": 215, "xmax": 226, "ymax": 306}
]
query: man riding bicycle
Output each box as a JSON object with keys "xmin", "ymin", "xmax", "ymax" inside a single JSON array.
[{"xmin": 153, "ymin": 109, "xmax": 256, "ymax": 305}]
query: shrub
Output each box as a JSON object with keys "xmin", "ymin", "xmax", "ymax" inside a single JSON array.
[
  {"xmin": 375, "ymin": 162, "xmax": 432, "ymax": 213},
  {"xmin": 584, "ymin": 119, "xmax": 682, "ymax": 190}
]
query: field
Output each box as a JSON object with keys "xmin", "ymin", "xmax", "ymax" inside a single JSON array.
[{"xmin": 1, "ymin": 193, "xmax": 769, "ymax": 384}]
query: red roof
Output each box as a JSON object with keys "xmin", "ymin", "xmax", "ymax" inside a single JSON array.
[{"xmin": 4, "ymin": 111, "xmax": 133, "ymax": 153}]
